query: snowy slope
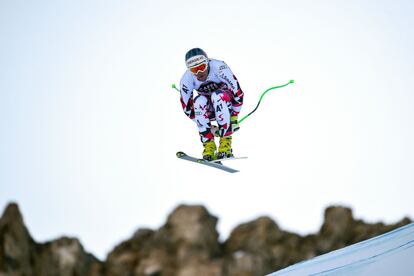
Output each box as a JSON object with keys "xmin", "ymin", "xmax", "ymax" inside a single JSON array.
[{"xmin": 268, "ymin": 222, "xmax": 414, "ymax": 276}]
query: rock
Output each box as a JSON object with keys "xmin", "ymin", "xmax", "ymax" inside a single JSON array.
[
  {"xmin": 176, "ymin": 258, "xmax": 223, "ymax": 276},
  {"xmin": 106, "ymin": 228, "xmax": 157, "ymax": 276},
  {"xmin": 224, "ymin": 216, "xmax": 298, "ymax": 275},
  {"xmin": 0, "ymin": 202, "xmax": 411, "ymax": 276},
  {"xmin": 36, "ymin": 237, "xmax": 102, "ymax": 276},
  {"xmin": 161, "ymin": 204, "xmax": 220, "ymax": 259},
  {"xmin": 317, "ymin": 206, "xmax": 354, "ymax": 252},
  {"xmin": 0, "ymin": 202, "xmax": 102, "ymax": 276},
  {"xmin": 0, "ymin": 203, "xmax": 37, "ymax": 275},
  {"xmin": 106, "ymin": 204, "xmax": 221, "ymax": 276}
]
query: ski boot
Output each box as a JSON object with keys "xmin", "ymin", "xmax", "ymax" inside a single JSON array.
[
  {"xmin": 202, "ymin": 140, "xmax": 217, "ymax": 161},
  {"xmin": 217, "ymin": 136, "xmax": 233, "ymax": 159}
]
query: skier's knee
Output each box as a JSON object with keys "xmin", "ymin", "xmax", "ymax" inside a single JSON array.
[
  {"xmin": 194, "ymin": 95, "xmax": 212, "ymax": 121},
  {"xmin": 211, "ymin": 91, "xmax": 221, "ymax": 103},
  {"xmin": 212, "ymin": 90, "xmax": 231, "ymax": 104}
]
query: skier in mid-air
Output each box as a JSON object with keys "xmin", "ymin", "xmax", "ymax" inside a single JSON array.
[{"xmin": 179, "ymin": 48, "xmax": 244, "ymax": 161}]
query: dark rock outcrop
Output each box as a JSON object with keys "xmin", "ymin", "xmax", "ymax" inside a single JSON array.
[
  {"xmin": 0, "ymin": 203, "xmax": 102, "ymax": 276},
  {"xmin": 105, "ymin": 205, "xmax": 222, "ymax": 276},
  {"xmin": 35, "ymin": 237, "xmax": 102, "ymax": 276},
  {"xmin": 0, "ymin": 203, "xmax": 37, "ymax": 275},
  {"xmin": 0, "ymin": 202, "xmax": 411, "ymax": 276}
]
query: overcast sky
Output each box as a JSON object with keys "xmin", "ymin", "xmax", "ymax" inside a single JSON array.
[{"xmin": 1, "ymin": 0, "xmax": 413, "ymax": 260}]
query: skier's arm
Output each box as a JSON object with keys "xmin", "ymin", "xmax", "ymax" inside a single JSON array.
[
  {"xmin": 217, "ymin": 63, "xmax": 244, "ymax": 117},
  {"xmin": 179, "ymin": 74, "xmax": 195, "ymax": 119}
]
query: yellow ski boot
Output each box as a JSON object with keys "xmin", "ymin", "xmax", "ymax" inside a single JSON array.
[
  {"xmin": 202, "ymin": 140, "xmax": 217, "ymax": 161},
  {"xmin": 217, "ymin": 136, "xmax": 233, "ymax": 159}
]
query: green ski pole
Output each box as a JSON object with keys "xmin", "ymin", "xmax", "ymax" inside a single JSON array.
[
  {"xmin": 171, "ymin": 80, "xmax": 294, "ymax": 124},
  {"xmin": 239, "ymin": 80, "xmax": 294, "ymax": 124}
]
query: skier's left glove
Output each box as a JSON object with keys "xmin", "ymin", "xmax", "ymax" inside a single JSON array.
[{"xmin": 231, "ymin": 116, "xmax": 240, "ymax": 133}]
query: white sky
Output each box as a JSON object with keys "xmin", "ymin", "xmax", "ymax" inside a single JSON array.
[{"xmin": 1, "ymin": 0, "xmax": 413, "ymax": 260}]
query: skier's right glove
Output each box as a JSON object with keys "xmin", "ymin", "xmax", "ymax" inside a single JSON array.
[
  {"xmin": 231, "ymin": 116, "xmax": 240, "ymax": 133},
  {"xmin": 211, "ymin": 116, "xmax": 240, "ymax": 137}
]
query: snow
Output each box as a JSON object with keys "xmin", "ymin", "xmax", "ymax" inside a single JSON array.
[{"xmin": 268, "ymin": 222, "xmax": 414, "ymax": 276}]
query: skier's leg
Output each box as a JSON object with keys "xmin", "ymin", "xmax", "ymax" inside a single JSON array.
[
  {"xmin": 211, "ymin": 90, "xmax": 234, "ymax": 158},
  {"xmin": 194, "ymin": 95, "xmax": 216, "ymax": 160},
  {"xmin": 194, "ymin": 95, "xmax": 214, "ymax": 142},
  {"xmin": 211, "ymin": 90, "xmax": 233, "ymax": 137}
]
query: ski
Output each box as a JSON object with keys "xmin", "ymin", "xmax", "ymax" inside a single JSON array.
[
  {"xmin": 176, "ymin": 151, "xmax": 239, "ymax": 173},
  {"xmin": 208, "ymin": 156, "xmax": 248, "ymax": 163}
]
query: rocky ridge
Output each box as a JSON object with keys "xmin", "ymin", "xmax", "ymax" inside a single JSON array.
[{"xmin": 0, "ymin": 203, "xmax": 411, "ymax": 276}]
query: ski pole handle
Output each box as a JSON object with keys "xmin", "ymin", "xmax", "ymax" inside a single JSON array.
[{"xmin": 171, "ymin": 83, "xmax": 179, "ymax": 92}]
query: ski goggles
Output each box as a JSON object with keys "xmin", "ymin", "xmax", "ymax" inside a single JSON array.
[{"xmin": 189, "ymin": 62, "xmax": 208, "ymax": 74}]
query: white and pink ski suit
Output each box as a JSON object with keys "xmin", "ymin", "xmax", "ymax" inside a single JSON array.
[{"xmin": 179, "ymin": 59, "xmax": 244, "ymax": 142}]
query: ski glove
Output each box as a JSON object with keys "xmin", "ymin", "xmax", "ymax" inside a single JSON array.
[
  {"xmin": 231, "ymin": 116, "xmax": 240, "ymax": 133},
  {"xmin": 211, "ymin": 125, "xmax": 219, "ymax": 137},
  {"xmin": 211, "ymin": 116, "xmax": 240, "ymax": 137}
]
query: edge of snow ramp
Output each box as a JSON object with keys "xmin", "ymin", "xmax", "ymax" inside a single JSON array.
[{"xmin": 268, "ymin": 222, "xmax": 414, "ymax": 276}]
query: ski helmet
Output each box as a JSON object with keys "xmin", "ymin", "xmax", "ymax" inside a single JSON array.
[{"xmin": 185, "ymin": 48, "xmax": 208, "ymax": 69}]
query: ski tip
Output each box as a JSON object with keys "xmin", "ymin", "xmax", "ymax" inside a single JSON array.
[
  {"xmin": 289, "ymin": 79, "xmax": 295, "ymax": 84},
  {"xmin": 176, "ymin": 151, "xmax": 186, "ymax": 158}
]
